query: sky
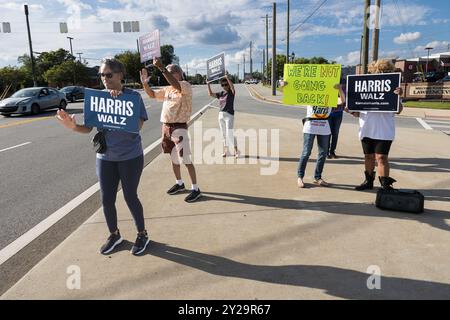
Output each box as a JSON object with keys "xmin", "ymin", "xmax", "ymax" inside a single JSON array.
[{"xmin": 0, "ymin": 0, "xmax": 449, "ymax": 77}]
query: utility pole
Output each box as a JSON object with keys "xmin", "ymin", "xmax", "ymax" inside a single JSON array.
[
  {"xmin": 243, "ymin": 54, "xmax": 246, "ymax": 78},
  {"xmin": 237, "ymin": 64, "xmax": 240, "ymax": 82},
  {"xmin": 76, "ymin": 52, "xmax": 83, "ymax": 62},
  {"xmin": 250, "ymin": 41, "xmax": 253, "ymax": 75},
  {"xmin": 24, "ymin": 5, "xmax": 37, "ymax": 87},
  {"xmin": 286, "ymin": 0, "xmax": 290, "ymax": 64},
  {"xmin": 361, "ymin": 0, "xmax": 371, "ymax": 74},
  {"xmin": 186, "ymin": 64, "xmax": 189, "ymax": 77},
  {"xmin": 263, "ymin": 48, "xmax": 266, "ymax": 83},
  {"xmin": 371, "ymin": 0, "xmax": 381, "ymax": 62},
  {"xmin": 272, "ymin": 2, "xmax": 277, "ymax": 96},
  {"xmin": 266, "ymin": 14, "xmax": 269, "ymax": 83}
]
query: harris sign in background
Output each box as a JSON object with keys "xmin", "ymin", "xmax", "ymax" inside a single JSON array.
[
  {"xmin": 138, "ymin": 30, "xmax": 161, "ymax": 64},
  {"xmin": 346, "ymin": 73, "xmax": 401, "ymax": 112},
  {"xmin": 84, "ymin": 89, "xmax": 141, "ymax": 133},
  {"xmin": 206, "ymin": 53, "xmax": 226, "ymax": 83}
]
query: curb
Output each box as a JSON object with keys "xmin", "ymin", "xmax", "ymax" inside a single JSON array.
[{"xmin": 246, "ymin": 85, "xmax": 283, "ymax": 104}]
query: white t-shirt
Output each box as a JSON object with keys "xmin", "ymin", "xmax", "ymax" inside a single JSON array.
[
  {"xmin": 303, "ymin": 106, "xmax": 332, "ymax": 135},
  {"xmin": 359, "ymin": 112, "xmax": 396, "ymax": 141}
]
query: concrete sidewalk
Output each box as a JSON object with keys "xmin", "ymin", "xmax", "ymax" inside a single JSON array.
[
  {"xmin": 2, "ymin": 106, "xmax": 450, "ymax": 299},
  {"xmin": 249, "ymin": 83, "xmax": 450, "ymax": 119}
]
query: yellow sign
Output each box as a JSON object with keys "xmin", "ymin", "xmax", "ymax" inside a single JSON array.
[{"xmin": 283, "ymin": 64, "xmax": 342, "ymax": 107}]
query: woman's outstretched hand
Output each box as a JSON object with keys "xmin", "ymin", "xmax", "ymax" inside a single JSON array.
[{"xmin": 56, "ymin": 109, "xmax": 76, "ymax": 130}]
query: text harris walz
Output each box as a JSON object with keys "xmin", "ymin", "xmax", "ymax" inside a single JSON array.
[
  {"xmin": 354, "ymin": 79, "xmax": 392, "ymax": 101},
  {"xmin": 208, "ymin": 56, "xmax": 223, "ymax": 75},
  {"xmin": 90, "ymin": 96, "xmax": 134, "ymax": 126}
]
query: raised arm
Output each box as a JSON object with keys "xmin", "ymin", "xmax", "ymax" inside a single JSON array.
[
  {"xmin": 56, "ymin": 109, "xmax": 93, "ymax": 134},
  {"xmin": 225, "ymin": 75, "xmax": 235, "ymax": 95},
  {"xmin": 154, "ymin": 57, "xmax": 182, "ymax": 92},
  {"xmin": 207, "ymin": 82, "xmax": 216, "ymax": 98},
  {"xmin": 140, "ymin": 68, "xmax": 156, "ymax": 99}
]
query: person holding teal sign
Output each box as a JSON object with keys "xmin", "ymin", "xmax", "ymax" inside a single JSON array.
[{"xmin": 56, "ymin": 58, "xmax": 150, "ymax": 256}]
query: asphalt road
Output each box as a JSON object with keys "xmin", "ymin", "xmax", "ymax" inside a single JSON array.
[
  {"xmin": 0, "ymin": 85, "xmax": 213, "ymax": 250},
  {"xmin": 0, "ymin": 84, "xmax": 426, "ymax": 250}
]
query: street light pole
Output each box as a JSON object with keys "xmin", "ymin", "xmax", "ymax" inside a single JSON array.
[
  {"xmin": 24, "ymin": 5, "xmax": 37, "ymax": 87},
  {"xmin": 67, "ymin": 37, "xmax": 74, "ymax": 57},
  {"xmin": 286, "ymin": 0, "xmax": 290, "ymax": 64},
  {"xmin": 425, "ymin": 47, "xmax": 433, "ymax": 74}
]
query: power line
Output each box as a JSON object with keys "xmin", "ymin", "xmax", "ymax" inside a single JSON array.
[{"xmin": 283, "ymin": 0, "xmax": 328, "ymax": 42}]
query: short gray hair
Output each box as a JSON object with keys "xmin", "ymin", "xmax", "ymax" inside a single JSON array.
[
  {"xmin": 101, "ymin": 57, "xmax": 126, "ymax": 76},
  {"xmin": 167, "ymin": 64, "xmax": 184, "ymax": 79}
]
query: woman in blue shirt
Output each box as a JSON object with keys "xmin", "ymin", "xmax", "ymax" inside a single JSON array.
[{"xmin": 56, "ymin": 58, "xmax": 150, "ymax": 256}]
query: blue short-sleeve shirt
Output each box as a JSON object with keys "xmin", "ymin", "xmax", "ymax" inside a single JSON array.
[{"xmin": 96, "ymin": 88, "xmax": 148, "ymax": 162}]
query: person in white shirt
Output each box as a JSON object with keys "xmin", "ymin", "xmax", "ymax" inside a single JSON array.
[{"xmin": 348, "ymin": 60, "xmax": 403, "ymax": 190}]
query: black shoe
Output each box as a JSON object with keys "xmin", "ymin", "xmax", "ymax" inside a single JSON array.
[
  {"xmin": 185, "ymin": 189, "xmax": 202, "ymax": 203},
  {"xmin": 379, "ymin": 176, "xmax": 397, "ymax": 190},
  {"xmin": 131, "ymin": 231, "xmax": 150, "ymax": 256},
  {"xmin": 167, "ymin": 183, "xmax": 185, "ymax": 195},
  {"xmin": 355, "ymin": 171, "xmax": 375, "ymax": 191},
  {"xmin": 100, "ymin": 232, "xmax": 123, "ymax": 255}
]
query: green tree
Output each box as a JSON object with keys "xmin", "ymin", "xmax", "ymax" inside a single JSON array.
[
  {"xmin": 0, "ymin": 66, "xmax": 26, "ymax": 97},
  {"xmin": 114, "ymin": 45, "xmax": 179, "ymax": 87},
  {"xmin": 18, "ymin": 49, "xmax": 75, "ymax": 86},
  {"xmin": 115, "ymin": 50, "xmax": 141, "ymax": 84},
  {"xmin": 44, "ymin": 60, "xmax": 89, "ymax": 88}
]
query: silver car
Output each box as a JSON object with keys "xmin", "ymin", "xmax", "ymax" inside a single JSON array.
[{"xmin": 0, "ymin": 87, "xmax": 67, "ymax": 116}]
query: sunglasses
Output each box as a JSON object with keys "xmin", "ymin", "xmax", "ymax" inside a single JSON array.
[
  {"xmin": 98, "ymin": 72, "xmax": 114, "ymax": 79},
  {"xmin": 221, "ymin": 83, "xmax": 229, "ymax": 87}
]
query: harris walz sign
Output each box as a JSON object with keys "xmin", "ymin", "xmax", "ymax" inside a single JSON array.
[
  {"xmin": 84, "ymin": 88, "xmax": 141, "ymax": 133},
  {"xmin": 206, "ymin": 52, "xmax": 226, "ymax": 83},
  {"xmin": 347, "ymin": 73, "xmax": 401, "ymax": 112}
]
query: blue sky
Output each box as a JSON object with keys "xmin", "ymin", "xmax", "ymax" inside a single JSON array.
[{"xmin": 0, "ymin": 0, "xmax": 449, "ymax": 76}]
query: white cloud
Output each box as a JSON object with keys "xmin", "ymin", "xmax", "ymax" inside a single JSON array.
[
  {"xmin": 334, "ymin": 51, "xmax": 360, "ymax": 66},
  {"xmin": 415, "ymin": 41, "xmax": 450, "ymax": 53},
  {"xmin": 394, "ymin": 32, "xmax": 421, "ymax": 44}
]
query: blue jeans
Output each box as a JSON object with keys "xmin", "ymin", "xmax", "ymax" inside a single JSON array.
[
  {"xmin": 297, "ymin": 133, "xmax": 330, "ymax": 180},
  {"xmin": 96, "ymin": 155, "xmax": 145, "ymax": 233},
  {"xmin": 328, "ymin": 112, "xmax": 343, "ymax": 155}
]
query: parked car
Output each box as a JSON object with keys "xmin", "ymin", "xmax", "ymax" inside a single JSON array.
[
  {"xmin": 245, "ymin": 79, "xmax": 259, "ymax": 84},
  {"xmin": 424, "ymin": 71, "xmax": 446, "ymax": 82},
  {"xmin": 0, "ymin": 87, "xmax": 67, "ymax": 117},
  {"xmin": 60, "ymin": 86, "xmax": 85, "ymax": 102},
  {"xmin": 436, "ymin": 75, "xmax": 450, "ymax": 83}
]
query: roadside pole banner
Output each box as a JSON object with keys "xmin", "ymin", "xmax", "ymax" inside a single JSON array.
[
  {"xmin": 206, "ymin": 52, "xmax": 226, "ymax": 83},
  {"xmin": 84, "ymin": 88, "xmax": 141, "ymax": 133},
  {"xmin": 346, "ymin": 73, "xmax": 401, "ymax": 112},
  {"xmin": 283, "ymin": 64, "xmax": 342, "ymax": 107},
  {"xmin": 139, "ymin": 30, "xmax": 161, "ymax": 63}
]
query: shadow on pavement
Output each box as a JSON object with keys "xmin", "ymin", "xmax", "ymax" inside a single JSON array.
[
  {"xmin": 203, "ymin": 192, "xmax": 450, "ymax": 233},
  {"xmin": 142, "ymin": 241, "xmax": 450, "ymax": 299},
  {"xmin": 327, "ymin": 156, "xmax": 450, "ymax": 174}
]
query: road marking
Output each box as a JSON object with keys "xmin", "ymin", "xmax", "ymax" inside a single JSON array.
[
  {"xmin": 0, "ymin": 142, "xmax": 31, "ymax": 153},
  {"xmin": 0, "ymin": 100, "xmax": 214, "ymax": 266},
  {"xmin": 245, "ymin": 85, "xmax": 308, "ymax": 109},
  {"xmin": 0, "ymin": 116, "xmax": 54, "ymax": 129},
  {"xmin": 425, "ymin": 120, "xmax": 450, "ymax": 125},
  {"xmin": 416, "ymin": 118, "xmax": 433, "ymax": 130}
]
